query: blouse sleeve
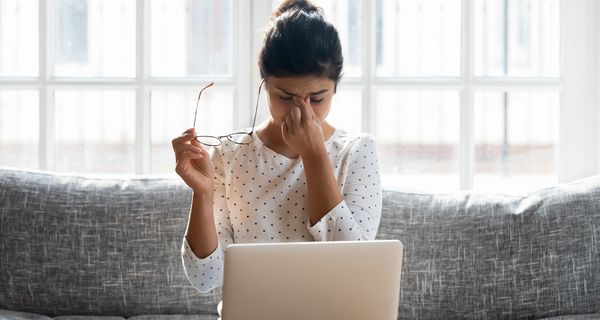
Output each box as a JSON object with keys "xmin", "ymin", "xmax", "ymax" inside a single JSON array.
[
  {"xmin": 181, "ymin": 146, "xmax": 233, "ymax": 293},
  {"xmin": 307, "ymin": 134, "xmax": 382, "ymax": 241}
]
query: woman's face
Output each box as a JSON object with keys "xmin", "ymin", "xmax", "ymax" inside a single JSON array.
[{"xmin": 264, "ymin": 76, "xmax": 336, "ymax": 126}]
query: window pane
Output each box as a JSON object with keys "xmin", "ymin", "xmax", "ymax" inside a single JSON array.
[
  {"xmin": 151, "ymin": 88, "xmax": 234, "ymax": 174},
  {"xmin": 0, "ymin": 90, "xmax": 38, "ymax": 168},
  {"xmin": 474, "ymin": 91, "xmax": 558, "ymax": 193},
  {"xmin": 375, "ymin": 0, "xmax": 461, "ymax": 77},
  {"xmin": 376, "ymin": 90, "xmax": 460, "ymax": 192},
  {"xmin": 284, "ymin": 0, "xmax": 363, "ymax": 78},
  {"xmin": 55, "ymin": 90, "xmax": 135, "ymax": 173},
  {"xmin": 0, "ymin": 0, "xmax": 38, "ymax": 77},
  {"xmin": 474, "ymin": 0, "xmax": 560, "ymax": 77},
  {"xmin": 54, "ymin": 0, "xmax": 136, "ymax": 77},
  {"xmin": 327, "ymin": 89, "xmax": 361, "ymax": 133},
  {"xmin": 150, "ymin": 0, "xmax": 233, "ymax": 78}
]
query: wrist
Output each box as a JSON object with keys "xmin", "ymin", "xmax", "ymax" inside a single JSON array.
[
  {"xmin": 190, "ymin": 191, "xmax": 215, "ymax": 219},
  {"xmin": 192, "ymin": 191, "xmax": 214, "ymax": 202},
  {"xmin": 301, "ymin": 149, "xmax": 334, "ymax": 180},
  {"xmin": 300, "ymin": 144, "xmax": 328, "ymax": 163}
]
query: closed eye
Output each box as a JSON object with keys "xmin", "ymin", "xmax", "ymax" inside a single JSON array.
[{"xmin": 278, "ymin": 95, "xmax": 324, "ymax": 104}]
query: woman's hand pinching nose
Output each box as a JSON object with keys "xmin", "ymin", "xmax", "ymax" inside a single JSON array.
[{"xmin": 281, "ymin": 96, "xmax": 326, "ymax": 159}]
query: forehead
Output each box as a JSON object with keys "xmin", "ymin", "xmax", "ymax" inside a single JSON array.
[{"xmin": 266, "ymin": 76, "xmax": 335, "ymax": 94}]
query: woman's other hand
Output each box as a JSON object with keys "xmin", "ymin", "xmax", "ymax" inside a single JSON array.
[
  {"xmin": 172, "ymin": 128, "xmax": 215, "ymax": 194},
  {"xmin": 281, "ymin": 96, "xmax": 327, "ymax": 159}
]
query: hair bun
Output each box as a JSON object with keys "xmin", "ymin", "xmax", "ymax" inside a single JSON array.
[{"xmin": 272, "ymin": 0, "xmax": 320, "ymax": 19}]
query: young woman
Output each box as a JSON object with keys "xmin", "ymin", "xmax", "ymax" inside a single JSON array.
[{"xmin": 173, "ymin": 0, "xmax": 382, "ymax": 294}]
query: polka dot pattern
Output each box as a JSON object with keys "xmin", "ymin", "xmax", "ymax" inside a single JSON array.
[{"xmin": 181, "ymin": 129, "xmax": 382, "ymax": 293}]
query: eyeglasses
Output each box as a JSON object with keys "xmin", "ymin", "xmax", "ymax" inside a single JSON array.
[{"xmin": 193, "ymin": 80, "xmax": 264, "ymax": 146}]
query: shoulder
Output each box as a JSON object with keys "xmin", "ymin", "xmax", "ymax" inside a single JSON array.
[{"xmin": 330, "ymin": 129, "xmax": 378, "ymax": 152}]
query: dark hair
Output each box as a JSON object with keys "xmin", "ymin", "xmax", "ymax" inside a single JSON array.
[{"xmin": 258, "ymin": 0, "xmax": 344, "ymax": 88}]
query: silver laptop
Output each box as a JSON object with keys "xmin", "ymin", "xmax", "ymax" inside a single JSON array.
[{"xmin": 220, "ymin": 240, "xmax": 404, "ymax": 320}]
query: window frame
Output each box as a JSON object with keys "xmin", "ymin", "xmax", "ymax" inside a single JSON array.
[
  {"xmin": 254, "ymin": 0, "xmax": 600, "ymax": 189},
  {"xmin": 17, "ymin": 0, "xmax": 252, "ymax": 174},
  {"xmin": 0, "ymin": 0, "xmax": 597, "ymax": 190}
]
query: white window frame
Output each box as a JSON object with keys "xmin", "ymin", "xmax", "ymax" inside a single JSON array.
[
  {"xmin": 560, "ymin": 0, "xmax": 600, "ymax": 183},
  {"xmin": 252, "ymin": 0, "xmax": 600, "ymax": 190},
  {"xmin": 12, "ymin": 0, "xmax": 252, "ymax": 174},
  {"xmin": 1, "ymin": 0, "xmax": 598, "ymax": 189}
]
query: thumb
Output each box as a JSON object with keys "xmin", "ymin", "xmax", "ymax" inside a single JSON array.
[
  {"xmin": 189, "ymin": 129, "xmax": 202, "ymax": 147},
  {"xmin": 281, "ymin": 120, "xmax": 288, "ymax": 140}
]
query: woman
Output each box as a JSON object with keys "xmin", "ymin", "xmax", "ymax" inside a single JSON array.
[{"xmin": 173, "ymin": 0, "xmax": 382, "ymax": 294}]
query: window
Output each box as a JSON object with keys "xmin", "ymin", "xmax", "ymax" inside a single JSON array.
[
  {"xmin": 305, "ymin": 0, "xmax": 572, "ymax": 193},
  {"xmin": 0, "ymin": 0, "xmax": 598, "ymax": 194},
  {"xmin": 0, "ymin": 0, "xmax": 240, "ymax": 175},
  {"xmin": 298, "ymin": 0, "xmax": 597, "ymax": 193}
]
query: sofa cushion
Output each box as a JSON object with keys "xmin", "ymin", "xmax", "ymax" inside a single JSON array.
[
  {"xmin": 0, "ymin": 309, "xmax": 53, "ymax": 320},
  {"xmin": 52, "ymin": 317, "xmax": 125, "ymax": 320},
  {"xmin": 0, "ymin": 169, "xmax": 220, "ymax": 317},
  {"xmin": 378, "ymin": 176, "xmax": 600, "ymax": 319},
  {"xmin": 127, "ymin": 316, "xmax": 216, "ymax": 320},
  {"xmin": 0, "ymin": 310, "xmax": 218, "ymax": 320},
  {"xmin": 538, "ymin": 315, "xmax": 600, "ymax": 320}
]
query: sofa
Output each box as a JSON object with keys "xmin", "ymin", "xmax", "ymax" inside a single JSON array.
[{"xmin": 0, "ymin": 167, "xmax": 599, "ymax": 320}]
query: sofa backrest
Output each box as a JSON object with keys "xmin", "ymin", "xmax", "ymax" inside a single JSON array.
[
  {"xmin": 0, "ymin": 168, "xmax": 221, "ymax": 317},
  {"xmin": 1, "ymin": 168, "xmax": 599, "ymax": 319},
  {"xmin": 377, "ymin": 178, "xmax": 600, "ymax": 319}
]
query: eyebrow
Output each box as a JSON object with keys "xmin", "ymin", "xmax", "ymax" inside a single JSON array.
[{"xmin": 276, "ymin": 87, "xmax": 330, "ymax": 97}]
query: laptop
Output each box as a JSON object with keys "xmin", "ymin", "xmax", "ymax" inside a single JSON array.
[{"xmin": 220, "ymin": 240, "xmax": 404, "ymax": 320}]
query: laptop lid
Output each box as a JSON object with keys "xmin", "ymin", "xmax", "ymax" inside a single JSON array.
[{"xmin": 221, "ymin": 240, "xmax": 403, "ymax": 320}]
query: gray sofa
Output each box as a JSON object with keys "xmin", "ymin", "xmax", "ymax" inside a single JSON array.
[{"xmin": 1, "ymin": 167, "xmax": 599, "ymax": 320}]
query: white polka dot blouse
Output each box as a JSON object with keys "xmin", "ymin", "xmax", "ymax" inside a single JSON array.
[{"xmin": 181, "ymin": 128, "xmax": 382, "ymax": 293}]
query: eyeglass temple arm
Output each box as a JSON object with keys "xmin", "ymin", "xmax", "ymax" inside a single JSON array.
[
  {"xmin": 193, "ymin": 82, "xmax": 215, "ymax": 129},
  {"xmin": 249, "ymin": 79, "xmax": 265, "ymax": 134}
]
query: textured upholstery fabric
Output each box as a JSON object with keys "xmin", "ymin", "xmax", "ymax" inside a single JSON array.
[
  {"xmin": 378, "ymin": 177, "xmax": 600, "ymax": 319},
  {"xmin": 0, "ymin": 309, "xmax": 53, "ymax": 319},
  {"xmin": 127, "ymin": 316, "xmax": 217, "ymax": 320},
  {"xmin": 0, "ymin": 309, "xmax": 217, "ymax": 320},
  {"xmin": 539, "ymin": 316, "xmax": 600, "ymax": 320},
  {"xmin": 1, "ymin": 168, "xmax": 599, "ymax": 319},
  {"xmin": 0, "ymin": 309, "xmax": 218, "ymax": 320},
  {"xmin": 0, "ymin": 169, "xmax": 220, "ymax": 317},
  {"xmin": 52, "ymin": 317, "xmax": 125, "ymax": 320}
]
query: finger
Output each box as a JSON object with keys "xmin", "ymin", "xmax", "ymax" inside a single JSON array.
[
  {"xmin": 191, "ymin": 136, "xmax": 202, "ymax": 147},
  {"xmin": 284, "ymin": 115, "xmax": 294, "ymax": 131},
  {"xmin": 175, "ymin": 153, "xmax": 204, "ymax": 174},
  {"xmin": 174, "ymin": 144, "xmax": 205, "ymax": 157},
  {"xmin": 178, "ymin": 151, "xmax": 205, "ymax": 162},
  {"xmin": 303, "ymin": 96, "xmax": 318, "ymax": 119},
  {"xmin": 181, "ymin": 128, "xmax": 202, "ymax": 148},
  {"xmin": 290, "ymin": 105, "xmax": 302, "ymax": 125},
  {"xmin": 172, "ymin": 130, "xmax": 196, "ymax": 147},
  {"xmin": 183, "ymin": 128, "xmax": 196, "ymax": 135},
  {"xmin": 293, "ymin": 96, "xmax": 310, "ymax": 123},
  {"xmin": 281, "ymin": 121, "xmax": 288, "ymax": 140},
  {"xmin": 174, "ymin": 146, "xmax": 206, "ymax": 163}
]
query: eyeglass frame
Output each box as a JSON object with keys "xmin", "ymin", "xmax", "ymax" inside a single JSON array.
[{"xmin": 193, "ymin": 79, "xmax": 264, "ymax": 147}]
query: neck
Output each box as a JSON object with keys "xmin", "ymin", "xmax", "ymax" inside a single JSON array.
[
  {"xmin": 256, "ymin": 119, "xmax": 335, "ymax": 159},
  {"xmin": 264, "ymin": 118, "xmax": 286, "ymax": 142},
  {"xmin": 254, "ymin": 119, "xmax": 294, "ymax": 158}
]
